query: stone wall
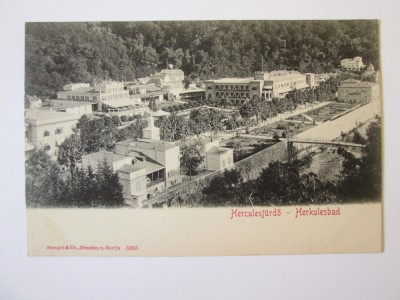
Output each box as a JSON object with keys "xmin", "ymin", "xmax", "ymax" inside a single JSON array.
[
  {"xmin": 233, "ymin": 141, "xmax": 288, "ymax": 180},
  {"xmin": 143, "ymin": 141, "xmax": 288, "ymax": 207}
]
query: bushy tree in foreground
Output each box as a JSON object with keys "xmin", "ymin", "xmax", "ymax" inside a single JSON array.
[
  {"xmin": 180, "ymin": 143, "xmax": 205, "ymax": 180},
  {"xmin": 26, "ymin": 149, "xmax": 65, "ymax": 207},
  {"xmin": 27, "ymin": 151, "xmax": 124, "ymax": 207}
]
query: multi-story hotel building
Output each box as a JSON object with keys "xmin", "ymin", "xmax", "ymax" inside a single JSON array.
[
  {"xmin": 337, "ymin": 79, "xmax": 380, "ymax": 104},
  {"xmin": 340, "ymin": 57, "xmax": 365, "ymax": 71},
  {"xmin": 204, "ymin": 71, "xmax": 313, "ymax": 105},
  {"xmin": 56, "ymin": 81, "xmax": 149, "ymax": 116}
]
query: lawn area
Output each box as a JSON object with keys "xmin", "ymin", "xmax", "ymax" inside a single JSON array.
[
  {"xmin": 250, "ymin": 121, "xmax": 316, "ymax": 137},
  {"xmin": 305, "ymin": 102, "xmax": 359, "ymax": 123},
  {"xmin": 159, "ymin": 100, "xmax": 188, "ymax": 109},
  {"xmin": 220, "ymin": 137, "xmax": 277, "ymax": 162}
]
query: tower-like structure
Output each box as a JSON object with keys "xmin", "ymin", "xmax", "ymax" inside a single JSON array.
[{"xmin": 142, "ymin": 116, "xmax": 160, "ymax": 140}]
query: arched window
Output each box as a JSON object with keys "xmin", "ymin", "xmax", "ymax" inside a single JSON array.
[
  {"xmin": 43, "ymin": 130, "xmax": 50, "ymax": 137},
  {"xmin": 55, "ymin": 128, "xmax": 63, "ymax": 135}
]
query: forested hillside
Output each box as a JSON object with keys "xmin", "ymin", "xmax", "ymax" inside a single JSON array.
[{"xmin": 25, "ymin": 20, "xmax": 380, "ymax": 98}]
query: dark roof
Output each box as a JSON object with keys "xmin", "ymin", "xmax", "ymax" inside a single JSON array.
[
  {"xmin": 118, "ymin": 164, "xmax": 146, "ymax": 173},
  {"xmin": 82, "ymin": 151, "xmax": 129, "ymax": 163},
  {"xmin": 42, "ymin": 99, "xmax": 94, "ymax": 109}
]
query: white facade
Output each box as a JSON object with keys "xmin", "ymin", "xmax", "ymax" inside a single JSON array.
[
  {"xmin": 206, "ymin": 147, "xmax": 234, "ymax": 171},
  {"xmin": 194, "ymin": 139, "xmax": 235, "ymax": 171},
  {"xmin": 25, "ymin": 110, "xmax": 79, "ymax": 160},
  {"xmin": 205, "ymin": 70, "xmax": 312, "ymax": 105},
  {"xmin": 114, "ymin": 139, "xmax": 181, "ymax": 188},
  {"xmin": 338, "ymin": 80, "xmax": 380, "ymax": 104},
  {"xmin": 142, "ymin": 116, "xmax": 160, "ymax": 140},
  {"xmin": 341, "ymin": 57, "xmax": 365, "ymax": 71}
]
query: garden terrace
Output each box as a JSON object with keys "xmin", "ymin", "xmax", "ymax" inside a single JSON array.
[{"xmin": 305, "ymin": 102, "xmax": 361, "ymax": 123}]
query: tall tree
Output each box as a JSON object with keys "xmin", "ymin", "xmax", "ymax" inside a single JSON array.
[
  {"xmin": 180, "ymin": 143, "xmax": 205, "ymax": 180},
  {"xmin": 57, "ymin": 133, "xmax": 82, "ymax": 178},
  {"xmin": 25, "ymin": 149, "xmax": 64, "ymax": 207}
]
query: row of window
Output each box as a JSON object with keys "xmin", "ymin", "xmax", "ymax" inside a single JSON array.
[
  {"xmin": 106, "ymin": 87, "xmax": 124, "ymax": 93},
  {"xmin": 106, "ymin": 93, "xmax": 129, "ymax": 100},
  {"xmin": 215, "ymin": 85, "xmax": 250, "ymax": 91},
  {"xmin": 216, "ymin": 92, "xmax": 250, "ymax": 98},
  {"xmin": 274, "ymin": 79, "xmax": 306, "ymax": 89},
  {"xmin": 43, "ymin": 128, "xmax": 63, "ymax": 137},
  {"xmin": 67, "ymin": 95, "xmax": 97, "ymax": 101}
]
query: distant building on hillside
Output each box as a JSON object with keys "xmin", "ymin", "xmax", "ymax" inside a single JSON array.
[
  {"xmin": 362, "ymin": 64, "xmax": 380, "ymax": 83},
  {"xmin": 340, "ymin": 57, "xmax": 365, "ymax": 71},
  {"xmin": 204, "ymin": 70, "xmax": 313, "ymax": 105},
  {"xmin": 337, "ymin": 79, "xmax": 380, "ymax": 104},
  {"xmin": 147, "ymin": 65, "xmax": 185, "ymax": 100}
]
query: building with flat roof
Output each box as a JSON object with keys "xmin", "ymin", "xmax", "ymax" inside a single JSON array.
[
  {"xmin": 25, "ymin": 109, "xmax": 79, "ymax": 160},
  {"xmin": 204, "ymin": 70, "xmax": 312, "ymax": 105},
  {"xmin": 337, "ymin": 79, "xmax": 380, "ymax": 104},
  {"xmin": 56, "ymin": 81, "xmax": 150, "ymax": 117},
  {"xmin": 40, "ymin": 100, "xmax": 93, "ymax": 117},
  {"xmin": 341, "ymin": 57, "xmax": 365, "ymax": 71}
]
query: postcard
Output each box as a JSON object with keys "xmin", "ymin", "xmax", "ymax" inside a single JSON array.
[{"xmin": 25, "ymin": 20, "xmax": 383, "ymax": 256}]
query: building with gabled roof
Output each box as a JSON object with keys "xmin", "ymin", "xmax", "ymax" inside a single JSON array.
[{"xmin": 341, "ymin": 57, "xmax": 365, "ymax": 71}]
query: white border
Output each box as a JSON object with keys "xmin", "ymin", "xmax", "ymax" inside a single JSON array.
[{"xmin": 1, "ymin": 0, "xmax": 400, "ymax": 298}]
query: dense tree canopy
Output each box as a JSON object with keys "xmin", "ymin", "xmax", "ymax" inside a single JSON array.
[
  {"xmin": 338, "ymin": 118, "xmax": 382, "ymax": 201},
  {"xmin": 26, "ymin": 150, "xmax": 124, "ymax": 207},
  {"xmin": 26, "ymin": 20, "xmax": 380, "ymax": 98}
]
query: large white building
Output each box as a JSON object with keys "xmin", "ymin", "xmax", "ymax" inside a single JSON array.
[
  {"xmin": 204, "ymin": 70, "xmax": 314, "ymax": 105},
  {"xmin": 337, "ymin": 79, "xmax": 380, "ymax": 104},
  {"xmin": 340, "ymin": 57, "xmax": 365, "ymax": 71},
  {"xmin": 25, "ymin": 110, "xmax": 80, "ymax": 160},
  {"xmin": 56, "ymin": 81, "xmax": 150, "ymax": 117}
]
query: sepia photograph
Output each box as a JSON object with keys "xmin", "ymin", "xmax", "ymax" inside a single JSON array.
[{"xmin": 24, "ymin": 20, "xmax": 383, "ymax": 256}]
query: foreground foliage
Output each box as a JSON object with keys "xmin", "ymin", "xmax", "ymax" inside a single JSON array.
[{"xmin": 26, "ymin": 150, "xmax": 124, "ymax": 207}]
